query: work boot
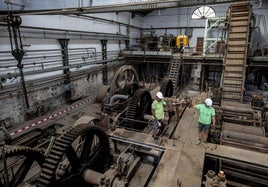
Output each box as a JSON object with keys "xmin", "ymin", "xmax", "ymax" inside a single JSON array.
[
  {"xmin": 195, "ymin": 139, "xmax": 202, "ymax": 145},
  {"xmin": 202, "ymin": 141, "xmax": 209, "ymax": 148},
  {"xmin": 152, "ymin": 135, "xmax": 158, "ymax": 142}
]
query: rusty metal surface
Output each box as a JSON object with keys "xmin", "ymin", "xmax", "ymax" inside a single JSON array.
[
  {"xmin": 221, "ymin": 102, "xmax": 253, "ymax": 114},
  {"xmin": 222, "ymin": 122, "xmax": 264, "ymax": 136},
  {"xmin": 221, "ymin": 130, "xmax": 268, "ymax": 153}
]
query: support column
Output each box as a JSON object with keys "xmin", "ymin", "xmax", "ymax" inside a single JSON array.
[
  {"xmin": 125, "ymin": 40, "xmax": 130, "ymax": 50},
  {"xmin": 58, "ymin": 39, "xmax": 71, "ymax": 103},
  {"xmin": 101, "ymin": 40, "xmax": 108, "ymax": 85},
  {"xmin": 58, "ymin": 39, "xmax": 70, "ymax": 83},
  {"xmin": 200, "ymin": 61, "xmax": 206, "ymax": 92}
]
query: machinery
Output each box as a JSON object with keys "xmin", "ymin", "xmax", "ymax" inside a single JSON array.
[
  {"xmin": 135, "ymin": 33, "xmax": 188, "ymax": 52},
  {"xmin": 176, "ymin": 35, "xmax": 189, "ymax": 53},
  {"xmin": 0, "ymin": 120, "xmax": 163, "ymax": 187},
  {"xmin": 2, "ymin": 60, "xmax": 268, "ymax": 187},
  {"xmin": 135, "ymin": 32, "xmax": 159, "ymax": 51},
  {"xmin": 0, "ymin": 65, "xmax": 181, "ymax": 187},
  {"xmin": 160, "ymin": 34, "xmax": 176, "ymax": 51}
]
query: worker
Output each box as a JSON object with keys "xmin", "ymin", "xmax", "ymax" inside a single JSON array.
[
  {"xmin": 151, "ymin": 91, "xmax": 166, "ymax": 140},
  {"xmin": 194, "ymin": 98, "xmax": 216, "ymax": 148}
]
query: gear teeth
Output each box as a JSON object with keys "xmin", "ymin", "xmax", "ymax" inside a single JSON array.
[
  {"xmin": 61, "ymin": 135, "xmax": 74, "ymax": 141},
  {"xmin": 58, "ymin": 137, "xmax": 71, "ymax": 144},
  {"xmin": 47, "ymin": 153, "xmax": 61, "ymax": 161},
  {"xmin": 126, "ymin": 89, "xmax": 152, "ymax": 126},
  {"xmin": 42, "ymin": 162, "xmax": 56, "ymax": 170},
  {"xmin": 46, "ymin": 158, "xmax": 61, "ymax": 165},
  {"xmin": 0, "ymin": 145, "xmax": 45, "ymax": 187},
  {"xmin": 49, "ymin": 149, "xmax": 63, "ymax": 157},
  {"xmin": 40, "ymin": 171, "xmax": 53, "ymax": 179},
  {"xmin": 54, "ymin": 141, "xmax": 69, "ymax": 148},
  {"xmin": 37, "ymin": 122, "xmax": 111, "ymax": 186},
  {"xmin": 53, "ymin": 145, "xmax": 66, "ymax": 152}
]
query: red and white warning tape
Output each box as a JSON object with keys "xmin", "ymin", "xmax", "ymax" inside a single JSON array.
[{"xmin": 10, "ymin": 97, "xmax": 95, "ymax": 136}]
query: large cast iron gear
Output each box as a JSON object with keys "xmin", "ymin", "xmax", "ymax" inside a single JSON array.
[
  {"xmin": 160, "ymin": 79, "xmax": 173, "ymax": 97},
  {"xmin": 110, "ymin": 65, "xmax": 139, "ymax": 94},
  {"xmin": 96, "ymin": 65, "xmax": 139, "ymax": 103},
  {"xmin": 0, "ymin": 145, "xmax": 45, "ymax": 187},
  {"xmin": 125, "ymin": 89, "xmax": 152, "ymax": 130},
  {"xmin": 37, "ymin": 123, "xmax": 111, "ymax": 187}
]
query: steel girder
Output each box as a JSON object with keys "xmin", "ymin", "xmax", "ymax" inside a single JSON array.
[{"xmin": 1, "ymin": 0, "xmax": 238, "ymax": 15}]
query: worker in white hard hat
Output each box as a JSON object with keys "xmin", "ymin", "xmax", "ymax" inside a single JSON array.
[
  {"xmin": 151, "ymin": 91, "xmax": 166, "ymax": 140},
  {"xmin": 194, "ymin": 98, "xmax": 216, "ymax": 148}
]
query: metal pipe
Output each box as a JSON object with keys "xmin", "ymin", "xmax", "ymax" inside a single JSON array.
[
  {"xmin": 82, "ymin": 169, "xmax": 102, "ymax": 185},
  {"xmin": 222, "ymin": 122, "xmax": 265, "ymax": 136},
  {"xmin": 68, "ymin": 14, "xmax": 142, "ymax": 31},
  {"xmin": 223, "ymin": 168, "xmax": 268, "ymax": 186},
  {"xmin": 222, "ymin": 160, "xmax": 268, "ymax": 176},
  {"xmin": 0, "ymin": 49, "xmax": 112, "ymax": 66},
  {"xmin": 221, "ymin": 105, "xmax": 253, "ymax": 114},
  {"xmin": 109, "ymin": 94, "xmax": 128, "ymax": 106},
  {"xmin": 0, "ymin": 59, "xmax": 124, "ymax": 96},
  {"xmin": 0, "ymin": 49, "xmax": 63, "ymax": 53},
  {"xmin": 0, "ymin": 24, "xmax": 128, "ymax": 40},
  {"xmin": 222, "ymin": 130, "xmax": 268, "ymax": 146},
  {"xmin": 0, "ymin": 57, "xmax": 123, "ymax": 79}
]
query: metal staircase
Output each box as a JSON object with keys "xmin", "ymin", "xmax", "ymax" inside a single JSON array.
[
  {"xmin": 168, "ymin": 55, "xmax": 181, "ymax": 90},
  {"xmin": 221, "ymin": 1, "xmax": 252, "ymax": 103}
]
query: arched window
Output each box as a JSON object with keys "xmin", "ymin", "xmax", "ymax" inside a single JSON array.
[{"xmin": 192, "ymin": 6, "xmax": 215, "ymax": 19}]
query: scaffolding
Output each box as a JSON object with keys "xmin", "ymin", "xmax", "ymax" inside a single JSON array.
[{"xmin": 203, "ymin": 16, "xmax": 228, "ymax": 56}]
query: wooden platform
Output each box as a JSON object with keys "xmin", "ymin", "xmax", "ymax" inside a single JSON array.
[{"xmin": 109, "ymin": 107, "xmax": 206, "ymax": 187}]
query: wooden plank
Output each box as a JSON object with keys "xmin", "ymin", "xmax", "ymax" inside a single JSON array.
[
  {"xmin": 129, "ymin": 163, "xmax": 154, "ymax": 186},
  {"xmin": 228, "ymin": 40, "xmax": 246, "ymax": 45},
  {"xmin": 230, "ymin": 26, "xmax": 248, "ymax": 33},
  {"xmin": 226, "ymin": 53, "xmax": 245, "ymax": 59},
  {"xmin": 170, "ymin": 107, "xmax": 206, "ymax": 187},
  {"xmin": 229, "ymin": 32, "xmax": 247, "ymax": 38},
  {"xmin": 149, "ymin": 149, "xmax": 182, "ymax": 187},
  {"xmin": 225, "ymin": 66, "xmax": 244, "ymax": 72},
  {"xmin": 173, "ymin": 107, "xmax": 196, "ymax": 141},
  {"xmin": 224, "ymin": 72, "xmax": 244, "ymax": 78},
  {"xmin": 149, "ymin": 107, "xmax": 206, "ymax": 186}
]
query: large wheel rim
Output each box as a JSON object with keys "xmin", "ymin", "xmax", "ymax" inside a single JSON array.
[
  {"xmin": 0, "ymin": 146, "xmax": 45, "ymax": 187},
  {"xmin": 37, "ymin": 121, "xmax": 110, "ymax": 187}
]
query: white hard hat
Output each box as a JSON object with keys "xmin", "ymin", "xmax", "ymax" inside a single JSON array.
[
  {"xmin": 205, "ymin": 98, "xmax": 213, "ymax": 107},
  {"xmin": 156, "ymin": 92, "xmax": 164, "ymax": 99}
]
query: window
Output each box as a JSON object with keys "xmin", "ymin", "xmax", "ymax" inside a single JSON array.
[{"xmin": 192, "ymin": 6, "xmax": 215, "ymax": 19}]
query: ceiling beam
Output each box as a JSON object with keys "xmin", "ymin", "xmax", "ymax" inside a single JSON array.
[{"xmin": 0, "ymin": 0, "xmax": 238, "ymax": 15}]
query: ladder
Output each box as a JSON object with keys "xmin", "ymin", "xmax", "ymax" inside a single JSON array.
[
  {"xmin": 221, "ymin": 1, "xmax": 252, "ymax": 103},
  {"xmin": 168, "ymin": 55, "xmax": 181, "ymax": 90}
]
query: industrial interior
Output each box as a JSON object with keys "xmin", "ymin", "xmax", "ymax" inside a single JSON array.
[{"xmin": 1, "ymin": 0, "xmax": 268, "ymax": 186}]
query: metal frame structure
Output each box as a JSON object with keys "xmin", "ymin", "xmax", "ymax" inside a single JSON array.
[{"xmin": 203, "ymin": 16, "xmax": 228, "ymax": 56}]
